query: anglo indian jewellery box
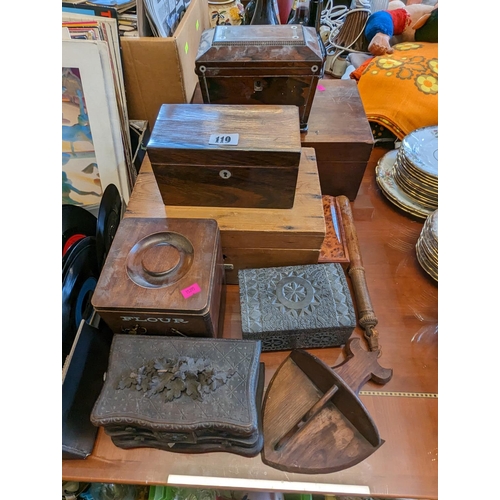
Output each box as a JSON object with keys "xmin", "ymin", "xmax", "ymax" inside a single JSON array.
[
  {"xmin": 195, "ymin": 24, "xmax": 326, "ymax": 131},
  {"xmin": 90, "ymin": 335, "xmax": 264, "ymax": 457},
  {"xmin": 238, "ymin": 263, "xmax": 356, "ymax": 352},
  {"xmin": 91, "ymin": 217, "xmax": 225, "ymax": 337},
  {"xmin": 147, "ymin": 103, "xmax": 302, "ymax": 209}
]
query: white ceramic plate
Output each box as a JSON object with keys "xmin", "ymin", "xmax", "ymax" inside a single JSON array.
[
  {"xmin": 375, "ymin": 149, "xmax": 433, "ymax": 220},
  {"xmin": 401, "ymin": 126, "xmax": 438, "ymax": 177}
]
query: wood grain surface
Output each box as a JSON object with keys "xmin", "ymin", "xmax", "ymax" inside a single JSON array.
[
  {"xmin": 300, "ymin": 79, "xmax": 374, "ymax": 200},
  {"xmin": 91, "ymin": 218, "xmax": 224, "ymax": 337},
  {"xmin": 194, "ymin": 25, "xmax": 324, "ymax": 129},
  {"xmin": 63, "ymin": 147, "xmax": 438, "ymax": 498},
  {"xmin": 125, "ymin": 149, "xmax": 325, "ymax": 251},
  {"xmin": 190, "ymin": 79, "xmax": 374, "ymax": 200},
  {"xmin": 148, "ymin": 104, "xmax": 302, "ymax": 168}
]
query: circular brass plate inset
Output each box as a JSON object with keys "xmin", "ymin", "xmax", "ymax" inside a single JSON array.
[
  {"xmin": 126, "ymin": 232, "xmax": 194, "ymax": 288},
  {"xmin": 276, "ymin": 276, "xmax": 314, "ymax": 310}
]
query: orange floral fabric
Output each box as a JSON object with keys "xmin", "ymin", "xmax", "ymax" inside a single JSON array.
[{"xmin": 354, "ymin": 42, "xmax": 438, "ymax": 139}]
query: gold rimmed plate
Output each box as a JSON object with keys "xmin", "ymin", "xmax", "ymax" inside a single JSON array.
[
  {"xmin": 400, "ymin": 125, "xmax": 438, "ymax": 178},
  {"xmin": 416, "ymin": 241, "xmax": 438, "ymax": 281},
  {"xmin": 395, "ymin": 164, "xmax": 439, "ymax": 197},
  {"xmin": 375, "ymin": 150, "xmax": 432, "ymax": 220},
  {"xmin": 399, "ymin": 155, "xmax": 439, "ymax": 187},
  {"xmin": 392, "ymin": 170, "xmax": 438, "ymax": 210}
]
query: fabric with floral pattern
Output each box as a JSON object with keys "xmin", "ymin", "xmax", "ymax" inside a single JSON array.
[{"xmin": 355, "ymin": 42, "xmax": 438, "ymax": 139}]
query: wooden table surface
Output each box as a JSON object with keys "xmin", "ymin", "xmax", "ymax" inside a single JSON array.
[{"xmin": 62, "ymin": 147, "xmax": 438, "ymax": 499}]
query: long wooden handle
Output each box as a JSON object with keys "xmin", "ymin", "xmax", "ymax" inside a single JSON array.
[{"xmin": 337, "ymin": 195, "xmax": 379, "ymax": 352}]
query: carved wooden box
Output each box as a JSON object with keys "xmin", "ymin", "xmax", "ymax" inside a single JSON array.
[
  {"xmin": 195, "ymin": 25, "xmax": 326, "ymax": 131},
  {"xmin": 238, "ymin": 263, "xmax": 356, "ymax": 351},
  {"xmin": 147, "ymin": 103, "xmax": 302, "ymax": 209},
  {"xmin": 91, "ymin": 217, "xmax": 224, "ymax": 337},
  {"xmin": 90, "ymin": 335, "xmax": 264, "ymax": 456}
]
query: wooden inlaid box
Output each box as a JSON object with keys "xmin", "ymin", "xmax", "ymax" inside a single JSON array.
[
  {"xmin": 194, "ymin": 25, "xmax": 325, "ymax": 131},
  {"xmin": 301, "ymin": 79, "xmax": 374, "ymax": 200},
  {"xmin": 125, "ymin": 150, "xmax": 326, "ymax": 285},
  {"xmin": 91, "ymin": 218, "xmax": 225, "ymax": 337},
  {"xmin": 147, "ymin": 103, "xmax": 302, "ymax": 209}
]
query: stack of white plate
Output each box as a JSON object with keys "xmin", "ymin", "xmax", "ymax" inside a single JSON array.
[
  {"xmin": 375, "ymin": 125, "xmax": 438, "ymax": 220},
  {"xmin": 416, "ymin": 209, "xmax": 438, "ymax": 282}
]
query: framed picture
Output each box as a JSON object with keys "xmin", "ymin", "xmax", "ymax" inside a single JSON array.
[{"xmin": 62, "ymin": 39, "xmax": 131, "ymax": 215}]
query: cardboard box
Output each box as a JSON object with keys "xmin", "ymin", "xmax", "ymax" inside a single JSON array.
[{"xmin": 120, "ymin": 0, "xmax": 209, "ymax": 129}]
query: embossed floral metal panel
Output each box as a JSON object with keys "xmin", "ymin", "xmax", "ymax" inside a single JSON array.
[{"xmin": 238, "ymin": 263, "xmax": 356, "ymax": 351}]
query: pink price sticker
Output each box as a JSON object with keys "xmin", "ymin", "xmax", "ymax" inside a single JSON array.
[
  {"xmin": 317, "ymin": 84, "xmax": 326, "ymax": 91},
  {"xmin": 181, "ymin": 283, "xmax": 201, "ymax": 299}
]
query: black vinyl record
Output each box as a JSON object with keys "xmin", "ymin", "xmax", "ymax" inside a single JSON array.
[
  {"xmin": 96, "ymin": 184, "xmax": 122, "ymax": 271},
  {"xmin": 62, "ymin": 205, "xmax": 97, "ymax": 257},
  {"xmin": 62, "ymin": 236, "xmax": 99, "ymax": 366}
]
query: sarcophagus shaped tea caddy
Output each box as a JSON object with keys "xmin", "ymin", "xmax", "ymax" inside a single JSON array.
[{"xmin": 194, "ymin": 24, "xmax": 326, "ymax": 131}]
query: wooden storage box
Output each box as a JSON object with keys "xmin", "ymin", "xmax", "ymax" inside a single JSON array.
[
  {"xmin": 91, "ymin": 335, "xmax": 264, "ymax": 457},
  {"xmin": 238, "ymin": 263, "xmax": 356, "ymax": 351},
  {"xmin": 91, "ymin": 217, "xmax": 224, "ymax": 337},
  {"xmin": 147, "ymin": 103, "xmax": 302, "ymax": 209},
  {"xmin": 125, "ymin": 150, "xmax": 326, "ymax": 284},
  {"xmin": 194, "ymin": 25, "xmax": 325, "ymax": 131},
  {"xmin": 301, "ymin": 79, "xmax": 374, "ymax": 200}
]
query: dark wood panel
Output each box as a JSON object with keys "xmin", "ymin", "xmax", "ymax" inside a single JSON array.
[
  {"xmin": 222, "ymin": 248, "xmax": 320, "ymax": 285},
  {"xmin": 301, "ymin": 79, "xmax": 374, "ymax": 200},
  {"xmin": 148, "ymin": 104, "xmax": 301, "ymax": 168},
  {"xmin": 151, "ymin": 164, "xmax": 299, "ymax": 209}
]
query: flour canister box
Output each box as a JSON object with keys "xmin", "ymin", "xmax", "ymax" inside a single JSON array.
[
  {"xmin": 194, "ymin": 24, "xmax": 326, "ymax": 131},
  {"xmin": 91, "ymin": 217, "xmax": 225, "ymax": 337},
  {"xmin": 147, "ymin": 103, "xmax": 302, "ymax": 209}
]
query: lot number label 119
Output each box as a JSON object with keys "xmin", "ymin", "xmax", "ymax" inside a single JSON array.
[{"xmin": 209, "ymin": 133, "xmax": 239, "ymax": 146}]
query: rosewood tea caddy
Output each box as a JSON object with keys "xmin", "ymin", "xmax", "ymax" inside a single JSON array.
[
  {"xmin": 194, "ymin": 24, "xmax": 326, "ymax": 131},
  {"xmin": 147, "ymin": 103, "xmax": 302, "ymax": 209}
]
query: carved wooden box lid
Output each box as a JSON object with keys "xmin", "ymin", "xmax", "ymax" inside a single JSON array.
[
  {"xmin": 195, "ymin": 25, "xmax": 325, "ymax": 73},
  {"xmin": 91, "ymin": 335, "xmax": 262, "ymax": 437},
  {"xmin": 91, "ymin": 218, "xmax": 221, "ymax": 314},
  {"xmin": 238, "ymin": 264, "xmax": 356, "ymax": 351},
  {"xmin": 147, "ymin": 104, "xmax": 301, "ymax": 169}
]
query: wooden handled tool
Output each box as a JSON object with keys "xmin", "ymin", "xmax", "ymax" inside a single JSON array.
[{"xmin": 337, "ymin": 195, "xmax": 380, "ymax": 353}]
